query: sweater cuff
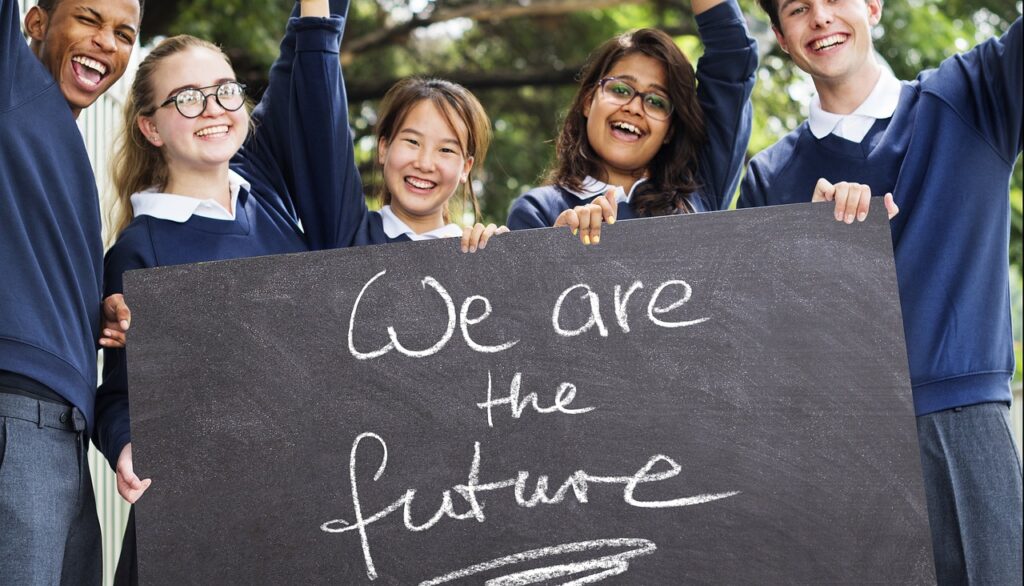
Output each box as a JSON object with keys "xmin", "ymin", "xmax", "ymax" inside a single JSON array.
[
  {"xmin": 696, "ymin": 0, "xmax": 752, "ymax": 49},
  {"xmin": 290, "ymin": 15, "xmax": 344, "ymax": 53}
]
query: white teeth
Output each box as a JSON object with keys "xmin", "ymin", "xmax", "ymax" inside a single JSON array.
[
  {"xmin": 195, "ymin": 125, "xmax": 229, "ymax": 137},
  {"xmin": 72, "ymin": 55, "xmax": 106, "ymax": 75},
  {"xmin": 611, "ymin": 121, "xmax": 642, "ymax": 135},
  {"xmin": 406, "ymin": 177, "xmax": 435, "ymax": 189},
  {"xmin": 813, "ymin": 34, "xmax": 846, "ymax": 51}
]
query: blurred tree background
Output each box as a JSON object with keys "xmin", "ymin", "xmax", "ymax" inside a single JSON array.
[{"xmin": 145, "ymin": 0, "xmax": 1022, "ymax": 378}]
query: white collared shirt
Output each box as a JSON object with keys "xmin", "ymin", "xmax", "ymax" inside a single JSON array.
[
  {"xmin": 808, "ymin": 70, "xmax": 902, "ymax": 143},
  {"xmin": 565, "ymin": 176, "xmax": 649, "ymax": 204},
  {"xmin": 130, "ymin": 170, "xmax": 250, "ymax": 222},
  {"xmin": 378, "ymin": 205, "xmax": 464, "ymax": 241}
]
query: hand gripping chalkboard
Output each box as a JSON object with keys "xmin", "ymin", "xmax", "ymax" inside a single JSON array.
[{"xmin": 125, "ymin": 201, "xmax": 934, "ymax": 584}]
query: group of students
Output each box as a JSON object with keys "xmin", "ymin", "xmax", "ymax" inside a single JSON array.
[{"xmin": 0, "ymin": 0, "xmax": 1020, "ymax": 584}]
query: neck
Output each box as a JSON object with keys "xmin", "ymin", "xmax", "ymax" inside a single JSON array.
[
  {"xmin": 600, "ymin": 167, "xmax": 646, "ymax": 195},
  {"xmin": 390, "ymin": 204, "xmax": 446, "ymax": 235},
  {"xmin": 814, "ymin": 61, "xmax": 883, "ymax": 115},
  {"xmin": 164, "ymin": 164, "xmax": 233, "ymax": 210}
]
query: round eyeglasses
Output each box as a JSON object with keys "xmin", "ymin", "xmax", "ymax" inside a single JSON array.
[
  {"xmin": 598, "ymin": 77, "xmax": 674, "ymax": 121},
  {"xmin": 156, "ymin": 82, "xmax": 247, "ymax": 119}
]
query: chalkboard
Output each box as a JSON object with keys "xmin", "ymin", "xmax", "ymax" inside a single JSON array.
[{"xmin": 125, "ymin": 202, "xmax": 934, "ymax": 584}]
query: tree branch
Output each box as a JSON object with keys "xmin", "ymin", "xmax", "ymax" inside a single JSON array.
[
  {"xmin": 346, "ymin": 65, "xmax": 585, "ymax": 102},
  {"xmin": 342, "ymin": 0, "xmax": 647, "ymax": 61}
]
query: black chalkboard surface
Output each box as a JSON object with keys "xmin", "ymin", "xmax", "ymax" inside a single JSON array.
[{"xmin": 125, "ymin": 202, "xmax": 934, "ymax": 585}]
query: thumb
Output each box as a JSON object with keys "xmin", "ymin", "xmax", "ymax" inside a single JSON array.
[
  {"xmin": 884, "ymin": 193, "xmax": 899, "ymax": 220},
  {"xmin": 811, "ymin": 177, "xmax": 834, "ymax": 203}
]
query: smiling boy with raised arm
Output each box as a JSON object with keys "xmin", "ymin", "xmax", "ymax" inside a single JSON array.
[
  {"xmin": 738, "ymin": 1, "xmax": 1022, "ymax": 583},
  {"xmin": 0, "ymin": 1, "xmax": 141, "ymax": 583}
]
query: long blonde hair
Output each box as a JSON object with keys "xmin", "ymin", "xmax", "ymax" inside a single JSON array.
[
  {"xmin": 107, "ymin": 35, "xmax": 233, "ymax": 241},
  {"xmin": 374, "ymin": 78, "xmax": 491, "ymax": 224}
]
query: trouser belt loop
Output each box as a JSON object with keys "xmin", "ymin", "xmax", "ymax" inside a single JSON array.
[
  {"xmin": 71, "ymin": 407, "xmax": 86, "ymax": 433},
  {"xmin": 37, "ymin": 400, "xmax": 44, "ymax": 429}
]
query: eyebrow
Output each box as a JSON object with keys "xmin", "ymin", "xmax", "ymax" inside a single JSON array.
[
  {"xmin": 76, "ymin": 6, "xmax": 139, "ymax": 36},
  {"xmin": 164, "ymin": 79, "xmax": 238, "ymax": 101},
  {"xmin": 778, "ymin": 0, "xmax": 801, "ymax": 13},
  {"xmin": 613, "ymin": 75, "xmax": 669, "ymax": 95},
  {"xmin": 398, "ymin": 128, "xmax": 462, "ymax": 147}
]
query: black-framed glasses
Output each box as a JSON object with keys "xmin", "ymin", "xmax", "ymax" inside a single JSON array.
[
  {"xmin": 156, "ymin": 82, "xmax": 247, "ymax": 119},
  {"xmin": 598, "ymin": 77, "xmax": 674, "ymax": 121}
]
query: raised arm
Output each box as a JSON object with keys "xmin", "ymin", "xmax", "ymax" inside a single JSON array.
[
  {"xmin": 234, "ymin": 0, "xmax": 364, "ymax": 250},
  {"xmin": 691, "ymin": 0, "xmax": 758, "ymax": 211},
  {"xmin": 929, "ymin": 16, "xmax": 1022, "ymax": 166}
]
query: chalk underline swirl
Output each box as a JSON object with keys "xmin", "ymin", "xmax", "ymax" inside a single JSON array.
[{"xmin": 419, "ymin": 538, "xmax": 658, "ymax": 585}]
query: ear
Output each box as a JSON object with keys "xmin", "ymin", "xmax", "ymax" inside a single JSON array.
[
  {"xmin": 137, "ymin": 116, "xmax": 164, "ymax": 147},
  {"xmin": 24, "ymin": 6, "xmax": 49, "ymax": 43},
  {"xmin": 866, "ymin": 0, "xmax": 883, "ymax": 26},
  {"xmin": 772, "ymin": 26, "xmax": 790, "ymax": 55},
  {"xmin": 460, "ymin": 156, "xmax": 475, "ymax": 184},
  {"xmin": 377, "ymin": 136, "xmax": 389, "ymax": 166}
]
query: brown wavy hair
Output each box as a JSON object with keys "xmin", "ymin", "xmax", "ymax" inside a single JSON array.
[
  {"xmin": 374, "ymin": 78, "xmax": 491, "ymax": 224},
  {"xmin": 547, "ymin": 28, "xmax": 707, "ymax": 217},
  {"xmin": 107, "ymin": 35, "xmax": 241, "ymax": 242}
]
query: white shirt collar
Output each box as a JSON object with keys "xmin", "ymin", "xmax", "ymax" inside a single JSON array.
[
  {"xmin": 565, "ymin": 176, "xmax": 649, "ymax": 204},
  {"xmin": 130, "ymin": 170, "xmax": 250, "ymax": 223},
  {"xmin": 378, "ymin": 205, "xmax": 464, "ymax": 241},
  {"xmin": 808, "ymin": 70, "xmax": 902, "ymax": 142}
]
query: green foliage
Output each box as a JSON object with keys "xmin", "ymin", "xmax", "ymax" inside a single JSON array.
[{"xmin": 172, "ymin": 0, "xmax": 1021, "ymax": 280}]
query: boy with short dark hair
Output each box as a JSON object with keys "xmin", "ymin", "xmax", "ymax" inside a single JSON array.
[
  {"xmin": 739, "ymin": 1, "xmax": 1022, "ymax": 583},
  {"xmin": 0, "ymin": 0, "xmax": 142, "ymax": 583}
]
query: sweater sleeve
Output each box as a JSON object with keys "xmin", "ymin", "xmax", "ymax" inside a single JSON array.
[
  {"xmin": 237, "ymin": 0, "xmax": 364, "ymax": 251},
  {"xmin": 93, "ymin": 226, "xmax": 157, "ymax": 470},
  {"xmin": 737, "ymin": 158, "xmax": 768, "ymax": 209},
  {"xmin": 925, "ymin": 17, "xmax": 1022, "ymax": 165},
  {"xmin": 692, "ymin": 0, "xmax": 758, "ymax": 211}
]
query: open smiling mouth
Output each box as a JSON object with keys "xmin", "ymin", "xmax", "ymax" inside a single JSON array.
[
  {"xmin": 405, "ymin": 177, "xmax": 437, "ymax": 191},
  {"xmin": 610, "ymin": 121, "xmax": 644, "ymax": 140},
  {"xmin": 195, "ymin": 125, "xmax": 230, "ymax": 138},
  {"xmin": 811, "ymin": 34, "xmax": 847, "ymax": 52},
  {"xmin": 71, "ymin": 55, "xmax": 107, "ymax": 88}
]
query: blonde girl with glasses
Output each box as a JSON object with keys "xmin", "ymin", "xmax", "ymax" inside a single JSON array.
[
  {"xmin": 507, "ymin": 0, "xmax": 757, "ymax": 245},
  {"xmin": 94, "ymin": 1, "xmax": 362, "ymax": 583}
]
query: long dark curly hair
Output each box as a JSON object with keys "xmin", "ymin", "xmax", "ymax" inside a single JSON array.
[{"xmin": 547, "ymin": 28, "xmax": 707, "ymax": 216}]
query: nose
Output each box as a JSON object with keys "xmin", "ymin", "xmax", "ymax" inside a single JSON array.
[
  {"xmin": 414, "ymin": 148, "xmax": 436, "ymax": 171},
  {"xmin": 201, "ymin": 93, "xmax": 226, "ymax": 117},
  {"xmin": 809, "ymin": 2, "xmax": 834, "ymax": 28},
  {"xmin": 620, "ymin": 92, "xmax": 645, "ymax": 117},
  {"xmin": 92, "ymin": 26, "xmax": 117, "ymax": 53}
]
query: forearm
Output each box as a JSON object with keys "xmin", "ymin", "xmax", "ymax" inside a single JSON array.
[
  {"xmin": 691, "ymin": 0, "xmax": 725, "ymax": 16},
  {"xmin": 301, "ymin": 1, "xmax": 329, "ymax": 18}
]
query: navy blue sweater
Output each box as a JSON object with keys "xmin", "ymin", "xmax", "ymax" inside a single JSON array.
[
  {"xmin": 507, "ymin": 0, "xmax": 757, "ymax": 229},
  {"xmin": 0, "ymin": 0, "xmax": 103, "ymax": 426},
  {"xmin": 94, "ymin": 5, "xmax": 358, "ymax": 468},
  {"xmin": 740, "ymin": 19, "xmax": 1022, "ymax": 416}
]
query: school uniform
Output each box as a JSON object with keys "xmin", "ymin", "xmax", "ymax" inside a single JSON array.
[
  {"xmin": 0, "ymin": 0, "xmax": 102, "ymax": 582},
  {"xmin": 506, "ymin": 0, "xmax": 757, "ymax": 228},
  {"xmin": 93, "ymin": 6, "xmax": 355, "ymax": 584},
  {"xmin": 739, "ymin": 19, "xmax": 1023, "ymax": 584}
]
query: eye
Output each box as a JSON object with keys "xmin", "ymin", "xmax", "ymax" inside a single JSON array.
[
  {"xmin": 117, "ymin": 30, "xmax": 135, "ymax": 44},
  {"xmin": 610, "ymin": 82, "xmax": 634, "ymax": 97},
  {"xmin": 76, "ymin": 16, "xmax": 98, "ymax": 26},
  {"xmin": 175, "ymin": 89, "xmax": 203, "ymax": 106},
  {"xmin": 440, "ymin": 146, "xmax": 460, "ymax": 156},
  {"xmin": 402, "ymin": 138, "xmax": 420, "ymax": 147},
  {"xmin": 789, "ymin": 5, "xmax": 807, "ymax": 16},
  {"xmin": 218, "ymin": 83, "xmax": 243, "ymax": 97},
  {"xmin": 644, "ymin": 94, "xmax": 669, "ymax": 112}
]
